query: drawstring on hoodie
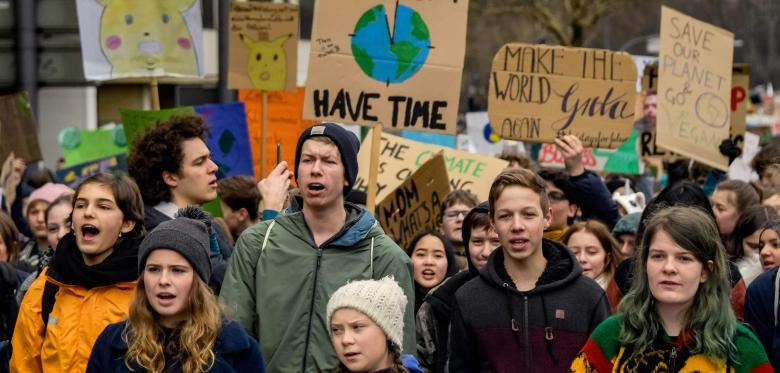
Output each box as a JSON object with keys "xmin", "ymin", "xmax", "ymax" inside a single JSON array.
[
  {"xmin": 540, "ymin": 295, "xmax": 559, "ymax": 365},
  {"xmin": 503, "ymin": 283, "xmax": 521, "ymax": 334}
]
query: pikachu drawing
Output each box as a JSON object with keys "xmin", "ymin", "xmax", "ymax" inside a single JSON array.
[
  {"xmin": 241, "ymin": 33, "xmax": 291, "ymax": 91},
  {"xmin": 97, "ymin": 0, "xmax": 199, "ymax": 77}
]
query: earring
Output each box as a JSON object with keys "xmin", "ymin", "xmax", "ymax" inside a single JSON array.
[{"xmin": 118, "ymin": 231, "xmax": 122, "ymax": 238}]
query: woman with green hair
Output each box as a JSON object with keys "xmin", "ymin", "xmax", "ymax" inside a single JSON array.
[{"xmin": 571, "ymin": 206, "xmax": 771, "ymax": 372}]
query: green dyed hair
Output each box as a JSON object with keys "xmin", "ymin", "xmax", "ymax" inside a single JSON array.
[{"xmin": 618, "ymin": 206, "xmax": 737, "ymax": 362}]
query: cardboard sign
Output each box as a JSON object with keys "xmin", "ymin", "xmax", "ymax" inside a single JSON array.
[
  {"xmin": 731, "ymin": 64, "xmax": 750, "ymax": 147},
  {"xmin": 488, "ymin": 43, "xmax": 637, "ymax": 149},
  {"xmin": 643, "ymin": 63, "xmax": 749, "ymax": 150},
  {"xmin": 239, "ymin": 88, "xmax": 316, "ymax": 178},
  {"xmin": 194, "ymin": 102, "xmax": 255, "ymax": 177},
  {"xmin": 120, "ymin": 107, "xmax": 197, "ymax": 147},
  {"xmin": 657, "ymin": 6, "xmax": 734, "ymax": 170},
  {"xmin": 228, "ymin": 2, "xmax": 298, "ymax": 91},
  {"xmin": 355, "ymin": 130, "xmax": 508, "ymax": 202},
  {"xmin": 377, "ymin": 153, "xmax": 450, "ymax": 251},
  {"xmin": 60, "ymin": 126, "xmax": 128, "ymax": 167},
  {"xmin": 76, "ymin": 0, "xmax": 205, "ymax": 80},
  {"xmin": 56, "ymin": 154, "xmax": 128, "ymax": 188},
  {"xmin": 0, "ymin": 92, "xmax": 42, "ymax": 162},
  {"xmin": 303, "ymin": 0, "xmax": 468, "ymax": 134}
]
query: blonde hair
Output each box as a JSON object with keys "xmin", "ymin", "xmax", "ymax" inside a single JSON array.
[{"xmin": 123, "ymin": 275, "xmax": 222, "ymax": 372}]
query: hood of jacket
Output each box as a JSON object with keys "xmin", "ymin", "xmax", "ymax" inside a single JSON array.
[
  {"xmin": 461, "ymin": 201, "xmax": 490, "ymax": 277},
  {"xmin": 280, "ymin": 197, "xmax": 380, "ymax": 247},
  {"xmin": 143, "ymin": 204, "xmax": 170, "ymax": 231},
  {"xmin": 480, "ymin": 238, "xmax": 582, "ymax": 294}
]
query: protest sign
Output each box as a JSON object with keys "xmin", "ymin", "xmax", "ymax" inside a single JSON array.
[
  {"xmin": 657, "ymin": 6, "xmax": 734, "ymax": 170},
  {"xmin": 537, "ymin": 144, "xmax": 608, "ymax": 171},
  {"xmin": 76, "ymin": 0, "xmax": 205, "ymax": 80},
  {"xmin": 228, "ymin": 2, "xmax": 298, "ymax": 91},
  {"xmin": 355, "ymin": 130, "xmax": 508, "ymax": 202},
  {"xmin": 0, "ymin": 92, "xmax": 42, "ymax": 162},
  {"xmin": 377, "ymin": 153, "xmax": 450, "ymax": 251},
  {"xmin": 303, "ymin": 0, "xmax": 468, "ymax": 134},
  {"xmin": 56, "ymin": 154, "xmax": 128, "ymax": 188},
  {"xmin": 119, "ymin": 106, "xmax": 196, "ymax": 147},
  {"xmin": 194, "ymin": 102, "xmax": 254, "ymax": 177},
  {"xmin": 488, "ymin": 43, "xmax": 637, "ymax": 149},
  {"xmin": 60, "ymin": 126, "xmax": 128, "ymax": 166},
  {"xmin": 402, "ymin": 131, "xmax": 456, "ymax": 148},
  {"xmin": 240, "ymin": 88, "xmax": 316, "ymax": 178},
  {"xmin": 731, "ymin": 64, "xmax": 750, "ymax": 148},
  {"xmin": 643, "ymin": 63, "xmax": 749, "ymax": 150}
]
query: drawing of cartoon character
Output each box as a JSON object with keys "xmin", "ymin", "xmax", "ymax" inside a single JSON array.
[
  {"xmin": 240, "ymin": 33, "xmax": 290, "ymax": 91},
  {"xmin": 97, "ymin": 0, "xmax": 199, "ymax": 77}
]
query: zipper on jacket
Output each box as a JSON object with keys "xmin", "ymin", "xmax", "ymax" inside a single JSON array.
[
  {"xmin": 301, "ymin": 248, "xmax": 324, "ymax": 372},
  {"xmin": 523, "ymin": 295, "xmax": 530, "ymax": 373},
  {"xmin": 669, "ymin": 346, "xmax": 677, "ymax": 371}
]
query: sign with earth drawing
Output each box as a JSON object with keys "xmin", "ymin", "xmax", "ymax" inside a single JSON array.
[
  {"xmin": 303, "ymin": 0, "xmax": 469, "ymax": 135},
  {"xmin": 488, "ymin": 43, "xmax": 637, "ymax": 149},
  {"xmin": 657, "ymin": 6, "xmax": 733, "ymax": 171}
]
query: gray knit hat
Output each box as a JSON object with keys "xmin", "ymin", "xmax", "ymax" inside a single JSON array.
[
  {"xmin": 138, "ymin": 206, "xmax": 212, "ymax": 282},
  {"xmin": 326, "ymin": 277, "xmax": 407, "ymax": 348}
]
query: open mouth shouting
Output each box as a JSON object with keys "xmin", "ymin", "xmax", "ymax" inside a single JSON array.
[
  {"xmin": 421, "ymin": 268, "xmax": 438, "ymax": 282},
  {"xmin": 307, "ymin": 183, "xmax": 326, "ymax": 196},
  {"xmin": 156, "ymin": 292, "xmax": 177, "ymax": 307},
  {"xmin": 80, "ymin": 224, "xmax": 101, "ymax": 243}
]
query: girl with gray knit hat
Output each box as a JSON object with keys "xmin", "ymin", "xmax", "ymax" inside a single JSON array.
[
  {"xmin": 87, "ymin": 206, "xmax": 264, "ymax": 373},
  {"xmin": 327, "ymin": 277, "xmax": 423, "ymax": 373}
]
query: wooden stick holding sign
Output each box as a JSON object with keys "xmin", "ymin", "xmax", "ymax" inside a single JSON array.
[
  {"xmin": 150, "ymin": 77, "xmax": 160, "ymax": 110},
  {"xmin": 366, "ymin": 123, "xmax": 383, "ymax": 211},
  {"xmin": 261, "ymin": 91, "xmax": 268, "ymax": 177}
]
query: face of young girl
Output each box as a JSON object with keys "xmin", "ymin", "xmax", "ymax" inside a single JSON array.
[
  {"xmin": 759, "ymin": 228, "xmax": 780, "ymax": 271},
  {"xmin": 646, "ymin": 229, "xmax": 707, "ymax": 312},
  {"xmin": 72, "ymin": 183, "xmax": 135, "ymax": 265},
  {"xmin": 143, "ymin": 249, "xmax": 195, "ymax": 329},
  {"xmin": 411, "ymin": 235, "xmax": 448, "ymax": 290},
  {"xmin": 712, "ymin": 190, "xmax": 739, "ymax": 236},
  {"xmin": 567, "ymin": 230, "xmax": 609, "ymax": 280},
  {"xmin": 330, "ymin": 308, "xmax": 392, "ymax": 372},
  {"xmin": 46, "ymin": 203, "xmax": 72, "ymax": 250}
]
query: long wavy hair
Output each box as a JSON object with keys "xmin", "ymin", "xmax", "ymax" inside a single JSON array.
[
  {"xmin": 334, "ymin": 341, "xmax": 408, "ymax": 373},
  {"xmin": 123, "ymin": 274, "xmax": 222, "ymax": 373},
  {"xmin": 618, "ymin": 206, "xmax": 737, "ymax": 362}
]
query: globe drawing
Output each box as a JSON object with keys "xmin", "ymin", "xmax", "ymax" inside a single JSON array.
[{"xmin": 351, "ymin": 4, "xmax": 431, "ymax": 84}]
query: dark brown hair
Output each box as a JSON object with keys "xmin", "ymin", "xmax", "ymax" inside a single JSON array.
[
  {"xmin": 127, "ymin": 116, "xmax": 210, "ymax": 206},
  {"xmin": 715, "ymin": 179, "xmax": 762, "ymax": 214},
  {"xmin": 0, "ymin": 212, "xmax": 20, "ymax": 263},
  {"xmin": 217, "ymin": 176, "xmax": 260, "ymax": 221}
]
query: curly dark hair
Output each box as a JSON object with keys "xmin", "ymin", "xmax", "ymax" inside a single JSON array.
[{"xmin": 127, "ymin": 116, "xmax": 209, "ymax": 206}]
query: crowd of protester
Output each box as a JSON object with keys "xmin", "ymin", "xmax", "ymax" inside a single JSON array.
[{"xmin": 2, "ymin": 111, "xmax": 780, "ymax": 372}]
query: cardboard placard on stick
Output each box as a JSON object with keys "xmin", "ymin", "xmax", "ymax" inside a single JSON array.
[
  {"xmin": 657, "ymin": 6, "xmax": 734, "ymax": 171},
  {"xmin": 228, "ymin": 2, "xmax": 298, "ymax": 91},
  {"xmin": 0, "ymin": 92, "xmax": 42, "ymax": 162},
  {"xmin": 303, "ymin": 0, "xmax": 468, "ymax": 134},
  {"xmin": 378, "ymin": 153, "xmax": 450, "ymax": 251},
  {"xmin": 488, "ymin": 43, "xmax": 637, "ymax": 149},
  {"xmin": 355, "ymin": 129, "xmax": 508, "ymax": 202}
]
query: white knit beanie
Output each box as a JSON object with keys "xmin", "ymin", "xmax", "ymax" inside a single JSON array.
[{"xmin": 326, "ymin": 277, "xmax": 407, "ymax": 348}]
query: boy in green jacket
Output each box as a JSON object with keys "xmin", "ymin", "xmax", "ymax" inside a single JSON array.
[{"xmin": 220, "ymin": 123, "xmax": 415, "ymax": 372}]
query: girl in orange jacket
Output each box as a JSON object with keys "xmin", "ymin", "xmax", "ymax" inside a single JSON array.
[{"xmin": 11, "ymin": 173, "xmax": 145, "ymax": 373}]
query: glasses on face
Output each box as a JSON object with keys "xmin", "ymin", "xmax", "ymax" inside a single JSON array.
[
  {"xmin": 547, "ymin": 191, "xmax": 567, "ymax": 201},
  {"xmin": 444, "ymin": 210, "xmax": 470, "ymax": 219}
]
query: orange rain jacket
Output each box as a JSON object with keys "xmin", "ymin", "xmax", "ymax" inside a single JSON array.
[{"xmin": 10, "ymin": 268, "xmax": 136, "ymax": 373}]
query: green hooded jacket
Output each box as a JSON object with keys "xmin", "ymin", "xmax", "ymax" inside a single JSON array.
[{"xmin": 220, "ymin": 202, "xmax": 415, "ymax": 373}]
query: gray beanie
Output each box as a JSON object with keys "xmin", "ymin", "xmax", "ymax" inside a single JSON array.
[
  {"xmin": 326, "ymin": 277, "xmax": 407, "ymax": 348},
  {"xmin": 138, "ymin": 207, "xmax": 212, "ymax": 282}
]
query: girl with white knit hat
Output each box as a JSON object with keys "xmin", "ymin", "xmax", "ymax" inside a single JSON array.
[{"xmin": 327, "ymin": 277, "xmax": 422, "ymax": 373}]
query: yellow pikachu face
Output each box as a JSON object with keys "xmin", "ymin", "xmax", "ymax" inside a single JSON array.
[
  {"xmin": 98, "ymin": 0, "xmax": 198, "ymax": 76},
  {"xmin": 241, "ymin": 34, "xmax": 290, "ymax": 91}
]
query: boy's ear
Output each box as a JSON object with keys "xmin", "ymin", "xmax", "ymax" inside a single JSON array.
[{"xmin": 162, "ymin": 171, "xmax": 179, "ymax": 188}]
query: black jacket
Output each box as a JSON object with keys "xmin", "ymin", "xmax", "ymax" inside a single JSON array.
[{"xmin": 449, "ymin": 239, "xmax": 611, "ymax": 372}]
